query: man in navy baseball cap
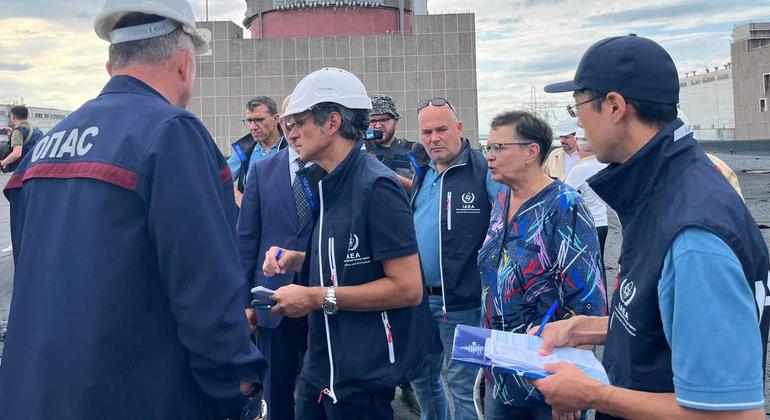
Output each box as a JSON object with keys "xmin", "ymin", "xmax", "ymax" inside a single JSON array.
[{"xmin": 531, "ymin": 35, "xmax": 770, "ymax": 420}]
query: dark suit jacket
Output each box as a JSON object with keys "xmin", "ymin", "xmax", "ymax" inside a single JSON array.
[{"xmin": 237, "ymin": 148, "xmax": 314, "ymax": 328}]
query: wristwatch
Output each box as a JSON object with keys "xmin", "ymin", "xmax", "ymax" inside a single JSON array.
[{"xmin": 322, "ymin": 287, "xmax": 338, "ymax": 315}]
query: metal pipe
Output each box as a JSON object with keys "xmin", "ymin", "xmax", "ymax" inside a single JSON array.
[{"xmin": 399, "ymin": 0, "xmax": 404, "ymax": 34}]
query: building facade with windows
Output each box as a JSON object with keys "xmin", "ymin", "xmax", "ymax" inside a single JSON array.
[
  {"xmin": 190, "ymin": 0, "xmax": 479, "ymax": 153},
  {"xmin": 678, "ymin": 67, "xmax": 735, "ymax": 141},
  {"xmin": 0, "ymin": 104, "xmax": 70, "ymax": 143},
  {"xmin": 731, "ymin": 21, "xmax": 770, "ymax": 140}
]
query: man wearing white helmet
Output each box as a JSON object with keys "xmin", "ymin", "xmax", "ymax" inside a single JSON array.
[
  {"xmin": 0, "ymin": 1, "xmax": 267, "ymax": 419},
  {"xmin": 262, "ymin": 68, "xmax": 434, "ymax": 419},
  {"xmin": 564, "ymin": 127, "xmax": 610, "ymax": 292},
  {"xmin": 544, "ymin": 117, "xmax": 581, "ymax": 180}
]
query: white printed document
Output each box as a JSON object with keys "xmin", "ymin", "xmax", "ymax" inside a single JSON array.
[{"xmin": 452, "ymin": 324, "xmax": 608, "ymax": 382}]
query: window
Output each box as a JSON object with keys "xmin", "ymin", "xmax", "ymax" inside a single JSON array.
[
  {"xmin": 764, "ymin": 73, "xmax": 770, "ymax": 96},
  {"xmin": 761, "ymin": 98, "xmax": 767, "ymax": 113}
]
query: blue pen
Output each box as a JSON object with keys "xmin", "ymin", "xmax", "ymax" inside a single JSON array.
[
  {"xmin": 535, "ymin": 300, "xmax": 559, "ymax": 337},
  {"xmin": 264, "ymin": 248, "xmax": 283, "ymax": 280},
  {"xmin": 253, "ymin": 249, "xmax": 284, "ymax": 309}
]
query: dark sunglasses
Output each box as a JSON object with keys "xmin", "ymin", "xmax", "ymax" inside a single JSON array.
[{"xmin": 417, "ymin": 98, "xmax": 457, "ymax": 114}]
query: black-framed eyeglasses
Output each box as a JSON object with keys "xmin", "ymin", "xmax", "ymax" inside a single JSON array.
[
  {"xmin": 481, "ymin": 141, "xmax": 533, "ymax": 157},
  {"xmin": 417, "ymin": 97, "xmax": 457, "ymax": 114},
  {"xmin": 566, "ymin": 96, "xmax": 603, "ymax": 118},
  {"xmin": 243, "ymin": 117, "xmax": 266, "ymax": 127},
  {"xmin": 369, "ymin": 116, "xmax": 394, "ymax": 126}
]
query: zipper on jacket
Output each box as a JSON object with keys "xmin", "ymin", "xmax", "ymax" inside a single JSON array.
[
  {"xmin": 381, "ymin": 311, "xmax": 396, "ymax": 364},
  {"xmin": 436, "ymin": 162, "xmax": 466, "ymax": 320},
  {"xmin": 317, "ymin": 179, "xmax": 338, "ymax": 404},
  {"xmin": 328, "ymin": 237, "xmax": 338, "ymax": 287},
  {"xmin": 446, "ymin": 191, "xmax": 452, "ymax": 231}
]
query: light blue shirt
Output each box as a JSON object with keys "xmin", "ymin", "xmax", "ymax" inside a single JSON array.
[
  {"xmin": 227, "ymin": 152, "xmax": 244, "ymax": 182},
  {"xmin": 413, "ymin": 162, "xmax": 498, "ymax": 287},
  {"xmin": 658, "ymin": 227, "xmax": 765, "ymax": 411}
]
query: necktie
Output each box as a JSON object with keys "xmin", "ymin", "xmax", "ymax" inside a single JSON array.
[{"xmin": 292, "ymin": 158, "xmax": 310, "ymax": 224}]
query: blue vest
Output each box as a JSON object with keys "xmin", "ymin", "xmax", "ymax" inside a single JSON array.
[
  {"xmin": 409, "ymin": 139, "xmax": 492, "ymax": 311},
  {"xmin": 589, "ymin": 120, "xmax": 770, "ymax": 418},
  {"xmin": 299, "ymin": 143, "xmax": 435, "ymax": 402}
]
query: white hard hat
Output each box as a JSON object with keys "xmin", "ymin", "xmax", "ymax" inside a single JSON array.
[
  {"xmin": 555, "ymin": 117, "xmax": 578, "ymax": 137},
  {"xmin": 575, "ymin": 126, "xmax": 586, "ymax": 140},
  {"xmin": 283, "ymin": 68, "xmax": 372, "ymax": 118},
  {"xmin": 94, "ymin": 0, "xmax": 209, "ymax": 55}
]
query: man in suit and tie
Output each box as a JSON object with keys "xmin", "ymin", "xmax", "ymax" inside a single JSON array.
[{"xmin": 238, "ymin": 96, "xmax": 312, "ymax": 420}]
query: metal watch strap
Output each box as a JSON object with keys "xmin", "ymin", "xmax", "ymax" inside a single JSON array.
[{"xmin": 323, "ymin": 287, "xmax": 338, "ymax": 315}]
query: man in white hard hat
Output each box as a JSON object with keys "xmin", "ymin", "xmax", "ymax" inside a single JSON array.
[
  {"xmin": 543, "ymin": 116, "xmax": 581, "ymax": 180},
  {"xmin": 0, "ymin": 1, "xmax": 267, "ymax": 419},
  {"xmin": 564, "ymin": 127, "xmax": 611, "ymax": 294},
  {"xmin": 262, "ymin": 68, "xmax": 434, "ymax": 419}
]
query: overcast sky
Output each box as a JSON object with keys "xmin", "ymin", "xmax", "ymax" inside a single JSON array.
[{"xmin": 1, "ymin": 0, "xmax": 769, "ymax": 134}]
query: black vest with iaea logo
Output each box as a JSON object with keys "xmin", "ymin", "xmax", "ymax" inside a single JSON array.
[
  {"xmin": 588, "ymin": 119, "xmax": 770, "ymax": 419},
  {"xmin": 409, "ymin": 139, "xmax": 493, "ymax": 311}
]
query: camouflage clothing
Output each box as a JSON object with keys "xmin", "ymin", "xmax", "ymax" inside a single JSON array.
[{"xmin": 370, "ymin": 94, "xmax": 401, "ymax": 119}]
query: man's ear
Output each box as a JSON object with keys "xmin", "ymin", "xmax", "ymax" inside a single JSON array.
[
  {"xmin": 178, "ymin": 50, "xmax": 194, "ymax": 82},
  {"xmin": 326, "ymin": 112, "xmax": 342, "ymax": 136},
  {"xmin": 455, "ymin": 120, "xmax": 464, "ymax": 135},
  {"xmin": 529, "ymin": 142, "xmax": 541, "ymax": 163},
  {"xmin": 106, "ymin": 61, "xmax": 113, "ymax": 76},
  {"xmin": 606, "ymin": 92, "xmax": 627, "ymax": 123}
]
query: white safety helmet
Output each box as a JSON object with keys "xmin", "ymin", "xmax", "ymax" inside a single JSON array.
[
  {"xmin": 94, "ymin": 0, "xmax": 209, "ymax": 55},
  {"xmin": 575, "ymin": 126, "xmax": 586, "ymax": 140},
  {"xmin": 555, "ymin": 117, "xmax": 578, "ymax": 137},
  {"xmin": 283, "ymin": 68, "xmax": 372, "ymax": 118}
]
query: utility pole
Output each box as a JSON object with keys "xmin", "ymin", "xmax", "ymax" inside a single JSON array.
[{"xmin": 205, "ymin": 0, "xmax": 209, "ymax": 21}]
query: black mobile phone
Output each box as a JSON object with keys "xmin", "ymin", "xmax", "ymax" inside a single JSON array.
[
  {"xmin": 240, "ymin": 392, "xmax": 266, "ymax": 420},
  {"xmin": 250, "ymin": 299, "xmax": 273, "ymax": 310}
]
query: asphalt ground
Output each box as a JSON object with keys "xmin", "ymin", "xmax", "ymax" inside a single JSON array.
[{"xmin": 0, "ymin": 152, "xmax": 768, "ymax": 418}]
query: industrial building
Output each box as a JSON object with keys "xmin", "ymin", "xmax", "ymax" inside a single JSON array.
[
  {"xmin": 731, "ymin": 21, "xmax": 770, "ymax": 140},
  {"xmin": 0, "ymin": 104, "xmax": 69, "ymax": 134},
  {"xmin": 678, "ymin": 67, "xmax": 735, "ymax": 141},
  {"xmin": 189, "ymin": 0, "xmax": 479, "ymax": 152}
]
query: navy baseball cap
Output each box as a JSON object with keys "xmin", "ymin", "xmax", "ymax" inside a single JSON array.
[{"xmin": 544, "ymin": 34, "xmax": 679, "ymax": 104}]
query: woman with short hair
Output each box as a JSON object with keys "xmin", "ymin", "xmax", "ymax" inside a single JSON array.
[{"xmin": 478, "ymin": 110, "xmax": 607, "ymax": 420}]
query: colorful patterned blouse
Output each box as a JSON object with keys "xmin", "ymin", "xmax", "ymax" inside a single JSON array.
[{"xmin": 477, "ymin": 180, "xmax": 607, "ymax": 405}]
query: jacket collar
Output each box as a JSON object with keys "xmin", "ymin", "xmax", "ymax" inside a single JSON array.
[
  {"xmin": 298, "ymin": 140, "xmax": 363, "ymax": 197},
  {"xmin": 320, "ymin": 140, "xmax": 363, "ymax": 192},
  {"xmin": 232, "ymin": 134, "xmax": 255, "ymax": 151},
  {"xmin": 99, "ymin": 75, "xmax": 168, "ymax": 103},
  {"xmin": 589, "ymin": 118, "xmax": 695, "ymax": 213}
]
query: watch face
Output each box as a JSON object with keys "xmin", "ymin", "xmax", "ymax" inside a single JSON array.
[{"xmin": 323, "ymin": 300, "xmax": 338, "ymax": 315}]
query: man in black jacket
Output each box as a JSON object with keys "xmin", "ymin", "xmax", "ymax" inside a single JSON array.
[
  {"xmin": 533, "ymin": 34, "xmax": 769, "ymax": 420},
  {"xmin": 262, "ymin": 68, "xmax": 434, "ymax": 420},
  {"xmin": 409, "ymin": 98, "xmax": 500, "ymax": 420}
]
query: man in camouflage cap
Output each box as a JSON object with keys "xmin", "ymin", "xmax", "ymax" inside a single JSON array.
[{"xmin": 367, "ymin": 94, "xmax": 416, "ymax": 189}]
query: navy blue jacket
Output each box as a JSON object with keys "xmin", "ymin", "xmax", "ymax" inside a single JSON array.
[
  {"xmin": 0, "ymin": 76, "xmax": 267, "ymax": 419},
  {"xmin": 590, "ymin": 120, "xmax": 770, "ymax": 418},
  {"xmin": 299, "ymin": 142, "xmax": 435, "ymax": 402},
  {"xmin": 237, "ymin": 147, "xmax": 314, "ymax": 327},
  {"xmin": 409, "ymin": 139, "xmax": 492, "ymax": 311}
]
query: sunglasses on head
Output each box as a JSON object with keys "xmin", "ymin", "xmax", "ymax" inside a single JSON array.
[{"xmin": 417, "ymin": 97, "xmax": 457, "ymax": 114}]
